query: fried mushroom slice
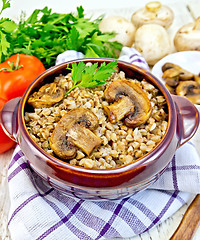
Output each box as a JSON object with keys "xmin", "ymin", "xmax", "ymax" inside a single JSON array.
[
  {"xmin": 49, "ymin": 108, "xmax": 102, "ymax": 159},
  {"xmin": 176, "ymin": 81, "xmax": 200, "ymax": 104},
  {"xmin": 104, "ymin": 80, "xmax": 152, "ymax": 127},
  {"xmin": 162, "ymin": 63, "xmax": 194, "ymax": 85},
  {"xmin": 28, "ymin": 82, "xmax": 64, "ymax": 108}
]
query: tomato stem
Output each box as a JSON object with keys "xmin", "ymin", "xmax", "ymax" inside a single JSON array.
[{"xmin": 0, "ymin": 54, "xmax": 23, "ymax": 72}]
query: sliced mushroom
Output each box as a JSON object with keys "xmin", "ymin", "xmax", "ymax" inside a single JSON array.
[
  {"xmin": 131, "ymin": 1, "xmax": 174, "ymax": 29},
  {"xmin": 165, "ymin": 83, "xmax": 177, "ymax": 95},
  {"xmin": 162, "ymin": 68, "xmax": 180, "ymax": 87},
  {"xmin": 194, "ymin": 74, "xmax": 200, "ymax": 84},
  {"xmin": 104, "ymin": 80, "xmax": 152, "ymax": 127},
  {"xmin": 28, "ymin": 82, "xmax": 65, "ymax": 108},
  {"xmin": 176, "ymin": 81, "xmax": 200, "ymax": 104},
  {"xmin": 164, "ymin": 77, "xmax": 179, "ymax": 87},
  {"xmin": 162, "ymin": 63, "xmax": 194, "ymax": 82},
  {"xmin": 49, "ymin": 108, "xmax": 102, "ymax": 159},
  {"xmin": 186, "ymin": 94, "xmax": 200, "ymax": 105},
  {"xmin": 161, "ymin": 62, "xmax": 181, "ymax": 72}
]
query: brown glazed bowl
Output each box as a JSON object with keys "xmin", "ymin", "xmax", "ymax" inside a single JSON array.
[{"xmin": 1, "ymin": 59, "xmax": 199, "ymax": 200}]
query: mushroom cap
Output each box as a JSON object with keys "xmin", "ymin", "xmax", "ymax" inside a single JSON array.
[
  {"xmin": 176, "ymin": 81, "xmax": 200, "ymax": 104},
  {"xmin": 104, "ymin": 79, "xmax": 152, "ymax": 127},
  {"xmin": 131, "ymin": 1, "xmax": 174, "ymax": 29},
  {"xmin": 133, "ymin": 24, "xmax": 172, "ymax": 65},
  {"xmin": 99, "ymin": 16, "xmax": 136, "ymax": 47},
  {"xmin": 162, "ymin": 62, "xmax": 194, "ymax": 87},
  {"xmin": 28, "ymin": 82, "xmax": 64, "ymax": 108},
  {"xmin": 174, "ymin": 18, "xmax": 200, "ymax": 51}
]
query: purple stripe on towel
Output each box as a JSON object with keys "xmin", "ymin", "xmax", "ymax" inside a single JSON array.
[
  {"xmin": 95, "ymin": 198, "xmax": 127, "ymax": 239},
  {"xmin": 159, "ymin": 190, "xmax": 186, "ymax": 205},
  {"xmin": 145, "ymin": 190, "xmax": 179, "ymax": 231},
  {"xmin": 8, "ymin": 188, "xmax": 53, "ymax": 225},
  {"xmin": 8, "ymin": 150, "xmax": 23, "ymax": 169},
  {"xmin": 171, "ymin": 155, "xmax": 178, "ymax": 189},
  {"xmin": 36, "ymin": 200, "xmax": 87, "ymax": 240},
  {"xmin": 130, "ymin": 58, "xmax": 147, "ymax": 65},
  {"xmin": 166, "ymin": 164, "xmax": 200, "ymax": 172},
  {"xmin": 8, "ymin": 162, "xmax": 29, "ymax": 182},
  {"xmin": 129, "ymin": 53, "xmax": 140, "ymax": 59}
]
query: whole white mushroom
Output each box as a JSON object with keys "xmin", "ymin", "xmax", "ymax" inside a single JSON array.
[
  {"xmin": 133, "ymin": 24, "xmax": 172, "ymax": 65},
  {"xmin": 99, "ymin": 16, "xmax": 136, "ymax": 47},
  {"xmin": 174, "ymin": 17, "xmax": 200, "ymax": 51},
  {"xmin": 131, "ymin": 1, "xmax": 174, "ymax": 29}
]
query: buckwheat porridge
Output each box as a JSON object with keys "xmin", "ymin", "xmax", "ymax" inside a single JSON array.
[{"xmin": 25, "ymin": 63, "xmax": 168, "ymax": 169}]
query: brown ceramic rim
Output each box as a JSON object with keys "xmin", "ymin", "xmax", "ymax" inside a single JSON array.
[{"xmin": 18, "ymin": 58, "xmax": 176, "ymax": 176}]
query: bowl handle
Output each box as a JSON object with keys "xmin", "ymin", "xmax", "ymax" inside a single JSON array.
[
  {"xmin": 172, "ymin": 95, "xmax": 199, "ymax": 147},
  {"xmin": 0, "ymin": 97, "xmax": 21, "ymax": 142}
]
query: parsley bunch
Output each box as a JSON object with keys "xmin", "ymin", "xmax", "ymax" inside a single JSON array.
[
  {"xmin": 0, "ymin": 1, "xmax": 122, "ymax": 68},
  {"xmin": 65, "ymin": 61, "xmax": 118, "ymax": 95}
]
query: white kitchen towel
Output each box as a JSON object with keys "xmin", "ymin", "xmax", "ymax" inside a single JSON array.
[{"xmin": 8, "ymin": 47, "xmax": 200, "ymax": 240}]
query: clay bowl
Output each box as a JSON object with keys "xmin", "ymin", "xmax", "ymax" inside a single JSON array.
[{"xmin": 1, "ymin": 58, "xmax": 199, "ymax": 200}]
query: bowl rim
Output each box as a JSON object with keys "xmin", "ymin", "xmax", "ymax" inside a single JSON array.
[{"xmin": 18, "ymin": 58, "xmax": 176, "ymax": 175}]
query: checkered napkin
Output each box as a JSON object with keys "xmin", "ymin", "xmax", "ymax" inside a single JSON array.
[{"xmin": 8, "ymin": 47, "xmax": 200, "ymax": 240}]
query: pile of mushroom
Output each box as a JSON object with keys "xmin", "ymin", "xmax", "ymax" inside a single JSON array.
[
  {"xmin": 131, "ymin": 1, "xmax": 174, "ymax": 29},
  {"xmin": 47, "ymin": 79, "xmax": 152, "ymax": 160},
  {"xmin": 162, "ymin": 62, "xmax": 200, "ymax": 104},
  {"xmin": 174, "ymin": 16, "xmax": 200, "ymax": 51},
  {"xmin": 99, "ymin": 16, "xmax": 136, "ymax": 47}
]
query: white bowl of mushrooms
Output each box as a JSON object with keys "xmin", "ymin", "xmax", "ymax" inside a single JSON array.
[{"xmin": 152, "ymin": 51, "xmax": 200, "ymax": 110}]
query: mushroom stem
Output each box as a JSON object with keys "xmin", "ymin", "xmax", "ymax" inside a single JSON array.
[
  {"xmin": 193, "ymin": 16, "xmax": 200, "ymax": 30},
  {"xmin": 145, "ymin": 1, "xmax": 161, "ymax": 12},
  {"xmin": 67, "ymin": 124, "xmax": 102, "ymax": 156},
  {"xmin": 104, "ymin": 96, "xmax": 134, "ymax": 123}
]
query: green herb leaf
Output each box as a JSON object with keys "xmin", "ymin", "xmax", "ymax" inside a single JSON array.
[
  {"xmin": 0, "ymin": 31, "xmax": 10, "ymax": 62},
  {"xmin": 0, "ymin": 20, "xmax": 17, "ymax": 33},
  {"xmin": 0, "ymin": 0, "xmax": 10, "ymax": 15},
  {"xmin": 0, "ymin": 5, "xmax": 122, "ymax": 68},
  {"xmin": 65, "ymin": 61, "xmax": 118, "ymax": 95}
]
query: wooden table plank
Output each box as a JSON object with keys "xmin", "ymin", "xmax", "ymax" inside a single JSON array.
[{"xmin": 0, "ymin": 149, "xmax": 14, "ymax": 240}]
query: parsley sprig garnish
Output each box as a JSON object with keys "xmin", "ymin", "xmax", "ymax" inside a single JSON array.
[{"xmin": 65, "ymin": 61, "xmax": 118, "ymax": 95}]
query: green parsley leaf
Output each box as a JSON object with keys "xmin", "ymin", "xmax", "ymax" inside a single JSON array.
[
  {"xmin": 65, "ymin": 61, "xmax": 118, "ymax": 95},
  {"xmin": 0, "ymin": 5, "xmax": 122, "ymax": 68},
  {"xmin": 0, "ymin": 0, "xmax": 10, "ymax": 15},
  {"xmin": 0, "ymin": 31, "xmax": 10, "ymax": 62},
  {"xmin": 0, "ymin": 20, "xmax": 17, "ymax": 33}
]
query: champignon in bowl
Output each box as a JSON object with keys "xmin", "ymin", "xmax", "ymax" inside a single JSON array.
[
  {"xmin": 152, "ymin": 51, "xmax": 200, "ymax": 109},
  {"xmin": 0, "ymin": 59, "xmax": 199, "ymax": 200}
]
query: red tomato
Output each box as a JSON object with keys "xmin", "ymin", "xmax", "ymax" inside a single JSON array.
[
  {"xmin": 0, "ymin": 98, "xmax": 16, "ymax": 153},
  {"xmin": 0, "ymin": 54, "xmax": 45, "ymax": 100},
  {"xmin": 0, "ymin": 54, "xmax": 45, "ymax": 153}
]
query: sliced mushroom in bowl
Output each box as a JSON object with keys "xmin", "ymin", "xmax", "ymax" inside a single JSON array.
[
  {"xmin": 152, "ymin": 51, "xmax": 200, "ymax": 106},
  {"xmin": 0, "ymin": 59, "xmax": 199, "ymax": 200}
]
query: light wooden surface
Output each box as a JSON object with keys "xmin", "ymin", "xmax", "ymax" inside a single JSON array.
[{"xmin": 0, "ymin": 0, "xmax": 200, "ymax": 239}]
